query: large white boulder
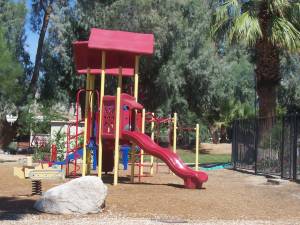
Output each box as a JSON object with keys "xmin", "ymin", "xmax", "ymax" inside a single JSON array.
[{"xmin": 34, "ymin": 176, "xmax": 107, "ymax": 214}]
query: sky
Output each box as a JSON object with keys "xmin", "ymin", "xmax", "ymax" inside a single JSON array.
[
  {"xmin": 25, "ymin": 0, "xmax": 39, "ymax": 63},
  {"xmin": 24, "ymin": 0, "xmax": 76, "ymax": 63}
]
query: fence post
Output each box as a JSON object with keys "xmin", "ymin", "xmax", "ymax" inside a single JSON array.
[
  {"xmin": 254, "ymin": 117, "xmax": 258, "ymax": 174},
  {"xmin": 280, "ymin": 116, "xmax": 285, "ymax": 179},
  {"xmin": 293, "ymin": 114, "xmax": 298, "ymax": 181},
  {"xmin": 232, "ymin": 121, "xmax": 235, "ymax": 169},
  {"xmin": 232, "ymin": 120, "xmax": 237, "ymax": 170}
]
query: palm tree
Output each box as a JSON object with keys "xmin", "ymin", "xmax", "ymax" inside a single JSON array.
[{"xmin": 212, "ymin": 0, "xmax": 300, "ymax": 118}]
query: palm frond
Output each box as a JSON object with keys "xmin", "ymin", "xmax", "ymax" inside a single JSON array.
[
  {"xmin": 212, "ymin": 0, "xmax": 300, "ymax": 51},
  {"xmin": 229, "ymin": 11, "xmax": 262, "ymax": 46},
  {"xmin": 288, "ymin": 3, "xmax": 300, "ymax": 26},
  {"xmin": 270, "ymin": 17, "xmax": 300, "ymax": 51},
  {"xmin": 268, "ymin": 0, "xmax": 290, "ymax": 17},
  {"xmin": 293, "ymin": 2, "xmax": 300, "ymax": 14},
  {"xmin": 211, "ymin": 0, "xmax": 240, "ymax": 36}
]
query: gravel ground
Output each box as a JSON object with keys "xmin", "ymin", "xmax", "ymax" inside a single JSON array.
[
  {"xmin": 1, "ymin": 215, "xmax": 299, "ymax": 225},
  {"xmin": 1, "ymin": 155, "xmax": 300, "ymax": 225}
]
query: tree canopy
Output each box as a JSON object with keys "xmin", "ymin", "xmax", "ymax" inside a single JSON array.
[
  {"xmin": 0, "ymin": 28, "xmax": 23, "ymax": 118},
  {"xmin": 0, "ymin": 0, "xmax": 26, "ymax": 116},
  {"xmin": 39, "ymin": 0, "xmax": 256, "ymax": 128},
  {"xmin": 0, "ymin": 0, "xmax": 299, "ymax": 144}
]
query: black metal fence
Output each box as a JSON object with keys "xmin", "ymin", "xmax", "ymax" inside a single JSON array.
[{"xmin": 232, "ymin": 115, "xmax": 300, "ymax": 181}]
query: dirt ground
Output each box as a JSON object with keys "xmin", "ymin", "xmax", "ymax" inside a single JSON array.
[{"xmin": 1, "ymin": 158, "xmax": 300, "ymax": 224}]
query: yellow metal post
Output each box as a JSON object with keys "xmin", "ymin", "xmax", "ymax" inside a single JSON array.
[
  {"xmin": 82, "ymin": 73, "xmax": 91, "ymax": 176},
  {"xmin": 130, "ymin": 146, "xmax": 135, "ymax": 183},
  {"xmin": 98, "ymin": 51, "xmax": 106, "ymax": 177},
  {"xmin": 195, "ymin": 123, "xmax": 199, "ymax": 171},
  {"xmin": 173, "ymin": 113, "xmax": 177, "ymax": 154},
  {"xmin": 139, "ymin": 109, "xmax": 145, "ymax": 176},
  {"xmin": 113, "ymin": 67, "xmax": 122, "ymax": 186},
  {"xmin": 134, "ymin": 56, "xmax": 140, "ymax": 101},
  {"xmin": 150, "ymin": 113, "xmax": 155, "ymax": 175},
  {"xmin": 131, "ymin": 56, "xmax": 140, "ymax": 183},
  {"xmin": 87, "ymin": 74, "xmax": 95, "ymax": 175},
  {"xmin": 89, "ymin": 75, "xmax": 95, "ymax": 115}
]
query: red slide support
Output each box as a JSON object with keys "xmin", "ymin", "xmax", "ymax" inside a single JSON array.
[{"xmin": 122, "ymin": 131, "xmax": 208, "ymax": 189}]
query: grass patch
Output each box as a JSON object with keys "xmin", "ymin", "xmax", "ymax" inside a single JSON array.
[
  {"xmin": 139, "ymin": 148, "xmax": 231, "ymax": 164},
  {"xmin": 177, "ymin": 149, "xmax": 231, "ymax": 164}
]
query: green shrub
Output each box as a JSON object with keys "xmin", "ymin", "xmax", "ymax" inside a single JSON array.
[{"xmin": 32, "ymin": 143, "xmax": 51, "ymax": 162}]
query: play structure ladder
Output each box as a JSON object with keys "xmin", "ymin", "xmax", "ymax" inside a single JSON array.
[
  {"xmin": 66, "ymin": 120, "xmax": 83, "ymax": 176},
  {"xmin": 136, "ymin": 150, "xmax": 154, "ymax": 182}
]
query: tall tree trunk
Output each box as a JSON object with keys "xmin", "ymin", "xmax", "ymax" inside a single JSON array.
[
  {"xmin": 256, "ymin": 2, "xmax": 281, "ymax": 118},
  {"xmin": 255, "ymin": 39, "xmax": 280, "ymax": 118},
  {"xmin": 27, "ymin": 4, "xmax": 53, "ymax": 98},
  {"xmin": 257, "ymin": 83, "xmax": 277, "ymax": 118}
]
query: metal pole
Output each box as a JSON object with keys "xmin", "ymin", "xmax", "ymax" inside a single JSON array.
[
  {"xmin": 173, "ymin": 113, "xmax": 177, "ymax": 154},
  {"xmin": 82, "ymin": 72, "xmax": 91, "ymax": 176},
  {"xmin": 254, "ymin": 72, "xmax": 257, "ymax": 118},
  {"xmin": 98, "ymin": 51, "xmax": 106, "ymax": 177},
  {"xmin": 87, "ymin": 74, "xmax": 95, "ymax": 175},
  {"xmin": 195, "ymin": 124, "xmax": 199, "ymax": 171},
  {"xmin": 254, "ymin": 118, "xmax": 258, "ymax": 174},
  {"xmin": 113, "ymin": 67, "xmax": 122, "ymax": 186},
  {"xmin": 293, "ymin": 115, "xmax": 297, "ymax": 180},
  {"xmin": 280, "ymin": 116, "xmax": 284, "ymax": 178},
  {"xmin": 131, "ymin": 56, "xmax": 140, "ymax": 182},
  {"xmin": 150, "ymin": 113, "xmax": 155, "ymax": 175},
  {"xmin": 232, "ymin": 120, "xmax": 236, "ymax": 169},
  {"xmin": 140, "ymin": 109, "xmax": 146, "ymax": 176},
  {"xmin": 134, "ymin": 56, "xmax": 140, "ymax": 101}
]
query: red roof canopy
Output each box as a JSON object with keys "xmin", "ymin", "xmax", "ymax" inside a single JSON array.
[
  {"xmin": 88, "ymin": 28, "xmax": 154, "ymax": 55},
  {"xmin": 73, "ymin": 41, "xmax": 135, "ymax": 76}
]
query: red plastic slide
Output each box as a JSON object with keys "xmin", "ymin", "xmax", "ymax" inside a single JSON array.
[{"xmin": 122, "ymin": 131, "xmax": 208, "ymax": 189}]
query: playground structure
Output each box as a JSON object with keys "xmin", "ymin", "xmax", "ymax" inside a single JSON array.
[{"xmin": 49, "ymin": 28, "xmax": 208, "ymax": 189}]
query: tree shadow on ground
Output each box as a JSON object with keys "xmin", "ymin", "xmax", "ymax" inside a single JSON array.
[
  {"xmin": 98, "ymin": 173, "xmax": 207, "ymax": 190},
  {"xmin": 199, "ymin": 149, "xmax": 211, "ymax": 154},
  {"xmin": 0, "ymin": 160, "xmax": 16, "ymax": 163},
  {"xmin": 101, "ymin": 174, "xmax": 131, "ymax": 184},
  {"xmin": 135, "ymin": 182, "xmax": 207, "ymax": 190},
  {"xmin": 102, "ymin": 175, "xmax": 206, "ymax": 189},
  {"xmin": 0, "ymin": 196, "xmax": 39, "ymax": 221}
]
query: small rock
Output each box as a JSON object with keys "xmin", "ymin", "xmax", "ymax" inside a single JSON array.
[
  {"xmin": 266, "ymin": 178, "xmax": 288, "ymax": 186},
  {"xmin": 267, "ymin": 179, "xmax": 280, "ymax": 185},
  {"xmin": 34, "ymin": 176, "xmax": 107, "ymax": 214}
]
